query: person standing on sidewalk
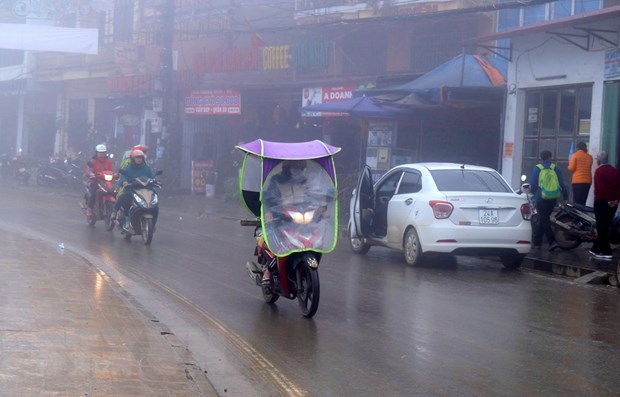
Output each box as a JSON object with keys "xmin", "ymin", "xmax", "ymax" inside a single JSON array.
[
  {"xmin": 530, "ymin": 150, "xmax": 568, "ymax": 251},
  {"xmin": 589, "ymin": 151, "xmax": 620, "ymax": 259},
  {"xmin": 568, "ymin": 141, "xmax": 593, "ymax": 205}
]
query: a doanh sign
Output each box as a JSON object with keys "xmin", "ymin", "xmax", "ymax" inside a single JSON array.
[{"xmin": 184, "ymin": 90, "xmax": 241, "ymax": 115}]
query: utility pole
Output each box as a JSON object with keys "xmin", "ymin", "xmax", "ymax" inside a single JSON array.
[{"xmin": 159, "ymin": 0, "xmax": 177, "ymax": 186}]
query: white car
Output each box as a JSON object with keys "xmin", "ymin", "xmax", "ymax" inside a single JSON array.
[{"xmin": 348, "ymin": 163, "xmax": 532, "ymax": 268}]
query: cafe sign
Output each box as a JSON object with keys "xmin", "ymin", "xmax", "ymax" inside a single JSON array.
[{"xmin": 184, "ymin": 90, "xmax": 241, "ymax": 115}]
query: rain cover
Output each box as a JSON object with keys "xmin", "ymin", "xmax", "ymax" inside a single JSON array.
[{"xmin": 261, "ymin": 158, "xmax": 338, "ymax": 256}]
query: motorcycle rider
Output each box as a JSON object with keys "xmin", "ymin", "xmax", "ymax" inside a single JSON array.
[
  {"xmin": 119, "ymin": 144, "xmax": 148, "ymax": 171},
  {"xmin": 113, "ymin": 149, "xmax": 154, "ymax": 230},
  {"xmin": 261, "ymin": 160, "xmax": 310, "ymax": 285},
  {"xmin": 85, "ymin": 144, "xmax": 114, "ymax": 218}
]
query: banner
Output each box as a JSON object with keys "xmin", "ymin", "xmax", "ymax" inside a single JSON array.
[
  {"xmin": 184, "ymin": 90, "xmax": 241, "ymax": 115},
  {"xmin": 0, "ymin": 24, "xmax": 98, "ymax": 54},
  {"xmin": 302, "ymin": 85, "xmax": 355, "ymax": 117}
]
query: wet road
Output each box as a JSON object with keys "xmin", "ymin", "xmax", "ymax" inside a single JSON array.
[{"xmin": 2, "ymin": 184, "xmax": 620, "ymax": 396}]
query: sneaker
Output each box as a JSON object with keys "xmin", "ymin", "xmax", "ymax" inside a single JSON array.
[
  {"xmin": 85, "ymin": 208, "xmax": 92, "ymax": 218},
  {"xmin": 588, "ymin": 250, "xmax": 613, "ymax": 260},
  {"xmin": 123, "ymin": 217, "xmax": 131, "ymax": 230},
  {"xmin": 549, "ymin": 242, "xmax": 559, "ymax": 252}
]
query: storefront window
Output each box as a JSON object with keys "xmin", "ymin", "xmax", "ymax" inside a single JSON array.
[
  {"xmin": 523, "ymin": 4, "xmax": 548, "ymax": 26},
  {"xmin": 541, "ymin": 91, "xmax": 558, "ymax": 136},
  {"xmin": 522, "ymin": 85, "xmax": 593, "ymax": 177},
  {"xmin": 559, "ymin": 88, "xmax": 576, "ymax": 135},
  {"xmin": 553, "ymin": 0, "xmax": 572, "ymax": 19}
]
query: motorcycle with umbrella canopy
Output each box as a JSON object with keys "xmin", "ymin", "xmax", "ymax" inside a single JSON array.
[{"xmin": 236, "ymin": 139, "xmax": 340, "ymax": 318}]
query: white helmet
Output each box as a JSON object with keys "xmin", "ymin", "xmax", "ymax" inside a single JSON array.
[{"xmin": 95, "ymin": 144, "xmax": 107, "ymax": 153}]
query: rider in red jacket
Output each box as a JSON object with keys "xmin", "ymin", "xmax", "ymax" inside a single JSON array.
[{"xmin": 85, "ymin": 144, "xmax": 114, "ymax": 217}]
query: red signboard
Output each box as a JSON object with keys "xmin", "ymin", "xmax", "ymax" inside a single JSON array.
[{"xmin": 184, "ymin": 90, "xmax": 241, "ymax": 115}]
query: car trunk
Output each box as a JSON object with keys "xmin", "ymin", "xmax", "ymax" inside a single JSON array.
[{"xmin": 442, "ymin": 192, "xmax": 526, "ymax": 227}]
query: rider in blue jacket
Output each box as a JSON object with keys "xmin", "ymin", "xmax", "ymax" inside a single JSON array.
[{"xmin": 113, "ymin": 149, "xmax": 154, "ymax": 229}]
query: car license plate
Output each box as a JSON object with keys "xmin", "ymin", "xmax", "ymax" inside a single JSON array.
[{"xmin": 479, "ymin": 209, "xmax": 499, "ymax": 225}]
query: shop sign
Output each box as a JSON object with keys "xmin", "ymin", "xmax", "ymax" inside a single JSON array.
[
  {"xmin": 191, "ymin": 160, "xmax": 214, "ymax": 193},
  {"xmin": 263, "ymin": 45, "xmax": 291, "ymax": 71},
  {"xmin": 197, "ymin": 48, "xmax": 260, "ymax": 74},
  {"xmin": 302, "ymin": 85, "xmax": 355, "ymax": 117},
  {"xmin": 604, "ymin": 48, "xmax": 620, "ymax": 79},
  {"xmin": 184, "ymin": 90, "xmax": 241, "ymax": 115},
  {"xmin": 108, "ymin": 75, "xmax": 156, "ymax": 94}
]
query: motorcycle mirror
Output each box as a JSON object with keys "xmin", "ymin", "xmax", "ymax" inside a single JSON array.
[
  {"xmin": 521, "ymin": 174, "xmax": 527, "ymax": 182},
  {"xmin": 108, "ymin": 153, "xmax": 114, "ymax": 159},
  {"xmin": 155, "ymin": 170, "xmax": 163, "ymax": 176}
]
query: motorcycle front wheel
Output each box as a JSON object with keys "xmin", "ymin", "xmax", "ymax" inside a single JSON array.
[
  {"xmin": 141, "ymin": 217, "xmax": 154, "ymax": 245},
  {"xmin": 104, "ymin": 202, "xmax": 115, "ymax": 231},
  {"xmin": 296, "ymin": 263, "xmax": 320, "ymax": 318},
  {"xmin": 551, "ymin": 213, "xmax": 583, "ymax": 250}
]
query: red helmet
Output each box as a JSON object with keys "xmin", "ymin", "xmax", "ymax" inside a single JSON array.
[
  {"xmin": 132, "ymin": 144, "xmax": 148, "ymax": 153},
  {"xmin": 130, "ymin": 149, "xmax": 145, "ymax": 159}
]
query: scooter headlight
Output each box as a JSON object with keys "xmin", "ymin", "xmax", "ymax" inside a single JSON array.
[
  {"xmin": 287, "ymin": 210, "xmax": 315, "ymax": 225},
  {"xmin": 104, "ymin": 174, "xmax": 113, "ymax": 182},
  {"xmin": 133, "ymin": 193, "xmax": 147, "ymax": 208},
  {"xmin": 151, "ymin": 194, "xmax": 158, "ymax": 205}
]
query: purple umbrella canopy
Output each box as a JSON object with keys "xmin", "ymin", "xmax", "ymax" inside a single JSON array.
[{"xmin": 235, "ymin": 139, "xmax": 341, "ymax": 160}]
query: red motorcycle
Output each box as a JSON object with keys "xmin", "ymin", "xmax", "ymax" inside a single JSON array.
[
  {"xmin": 82, "ymin": 170, "xmax": 118, "ymax": 230},
  {"xmin": 236, "ymin": 139, "xmax": 340, "ymax": 318}
]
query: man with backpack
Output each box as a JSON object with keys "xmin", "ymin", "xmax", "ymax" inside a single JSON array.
[
  {"xmin": 589, "ymin": 151, "xmax": 620, "ymax": 259},
  {"xmin": 530, "ymin": 150, "xmax": 568, "ymax": 251}
]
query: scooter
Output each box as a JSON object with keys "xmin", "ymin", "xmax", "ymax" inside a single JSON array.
[
  {"xmin": 116, "ymin": 171, "xmax": 162, "ymax": 245},
  {"xmin": 516, "ymin": 175, "xmax": 538, "ymax": 231},
  {"xmin": 81, "ymin": 170, "xmax": 118, "ymax": 229},
  {"xmin": 236, "ymin": 139, "xmax": 340, "ymax": 318},
  {"xmin": 551, "ymin": 201, "xmax": 620, "ymax": 250},
  {"xmin": 37, "ymin": 155, "xmax": 83, "ymax": 188}
]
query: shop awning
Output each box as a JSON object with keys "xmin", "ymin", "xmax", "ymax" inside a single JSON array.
[
  {"xmin": 299, "ymin": 96, "xmax": 411, "ymax": 118},
  {"xmin": 359, "ymin": 54, "xmax": 506, "ymax": 108},
  {"xmin": 465, "ymin": 4, "xmax": 620, "ymax": 45}
]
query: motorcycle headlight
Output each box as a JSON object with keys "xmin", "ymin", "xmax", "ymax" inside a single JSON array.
[
  {"xmin": 151, "ymin": 194, "xmax": 158, "ymax": 205},
  {"xmin": 287, "ymin": 209, "xmax": 315, "ymax": 225},
  {"xmin": 104, "ymin": 174, "xmax": 113, "ymax": 182},
  {"xmin": 133, "ymin": 193, "xmax": 147, "ymax": 208}
]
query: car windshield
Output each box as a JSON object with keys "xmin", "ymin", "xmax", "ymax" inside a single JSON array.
[{"xmin": 430, "ymin": 169, "xmax": 512, "ymax": 192}]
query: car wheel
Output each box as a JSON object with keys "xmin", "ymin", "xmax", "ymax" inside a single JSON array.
[
  {"xmin": 348, "ymin": 223, "xmax": 370, "ymax": 254},
  {"xmin": 403, "ymin": 227, "xmax": 423, "ymax": 266},
  {"xmin": 501, "ymin": 254, "xmax": 524, "ymax": 269}
]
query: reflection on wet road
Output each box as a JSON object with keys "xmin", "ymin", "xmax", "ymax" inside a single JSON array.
[{"xmin": 2, "ymin": 185, "xmax": 620, "ymax": 396}]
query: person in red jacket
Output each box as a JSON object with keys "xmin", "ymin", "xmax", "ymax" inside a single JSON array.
[
  {"xmin": 589, "ymin": 151, "xmax": 620, "ymax": 259},
  {"xmin": 84, "ymin": 144, "xmax": 114, "ymax": 217}
]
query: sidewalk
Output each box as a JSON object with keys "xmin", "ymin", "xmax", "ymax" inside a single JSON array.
[{"xmin": 0, "ymin": 226, "xmax": 218, "ymax": 396}]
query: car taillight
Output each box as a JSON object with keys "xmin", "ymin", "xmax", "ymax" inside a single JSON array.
[
  {"xmin": 520, "ymin": 203, "xmax": 532, "ymax": 220},
  {"xmin": 429, "ymin": 200, "xmax": 453, "ymax": 219}
]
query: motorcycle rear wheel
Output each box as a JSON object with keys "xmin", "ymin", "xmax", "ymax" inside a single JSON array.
[
  {"xmin": 296, "ymin": 264, "xmax": 320, "ymax": 318},
  {"xmin": 142, "ymin": 218, "xmax": 154, "ymax": 245},
  {"xmin": 551, "ymin": 213, "xmax": 583, "ymax": 250}
]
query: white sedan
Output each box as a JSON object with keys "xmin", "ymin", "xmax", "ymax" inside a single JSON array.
[{"xmin": 348, "ymin": 163, "xmax": 532, "ymax": 268}]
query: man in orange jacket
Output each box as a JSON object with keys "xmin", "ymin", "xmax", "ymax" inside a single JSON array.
[{"xmin": 568, "ymin": 141, "xmax": 593, "ymax": 205}]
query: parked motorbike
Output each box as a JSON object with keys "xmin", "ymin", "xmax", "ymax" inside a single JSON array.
[
  {"xmin": 37, "ymin": 154, "xmax": 84, "ymax": 188},
  {"xmin": 236, "ymin": 139, "xmax": 340, "ymax": 318},
  {"xmin": 551, "ymin": 201, "xmax": 620, "ymax": 250},
  {"xmin": 115, "ymin": 171, "xmax": 162, "ymax": 245},
  {"xmin": 12, "ymin": 158, "xmax": 31, "ymax": 185},
  {"xmin": 81, "ymin": 169, "xmax": 118, "ymax": 229},
  {"xmin": 516, "ymin": 175, "xmax": 538, "ymax": 230}
]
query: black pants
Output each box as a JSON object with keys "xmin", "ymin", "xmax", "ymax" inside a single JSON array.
[
  {"xmin": 534, "ymin": 199, "xmax": 556, "ymax": 246},
  {"xmin": 87, "ymin": 183, "xmax": 97, "ymax": 208},
  {"xmin": 592, "ymin": 200, "xmax": 615, "ymax": 255},
  {"xmin": 115, "ymin": 192, "xmax": 133, "ymax": 216},
  {"xmin": 572, "ymin": 183, "xmax": 591, "ymax": 205}
]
